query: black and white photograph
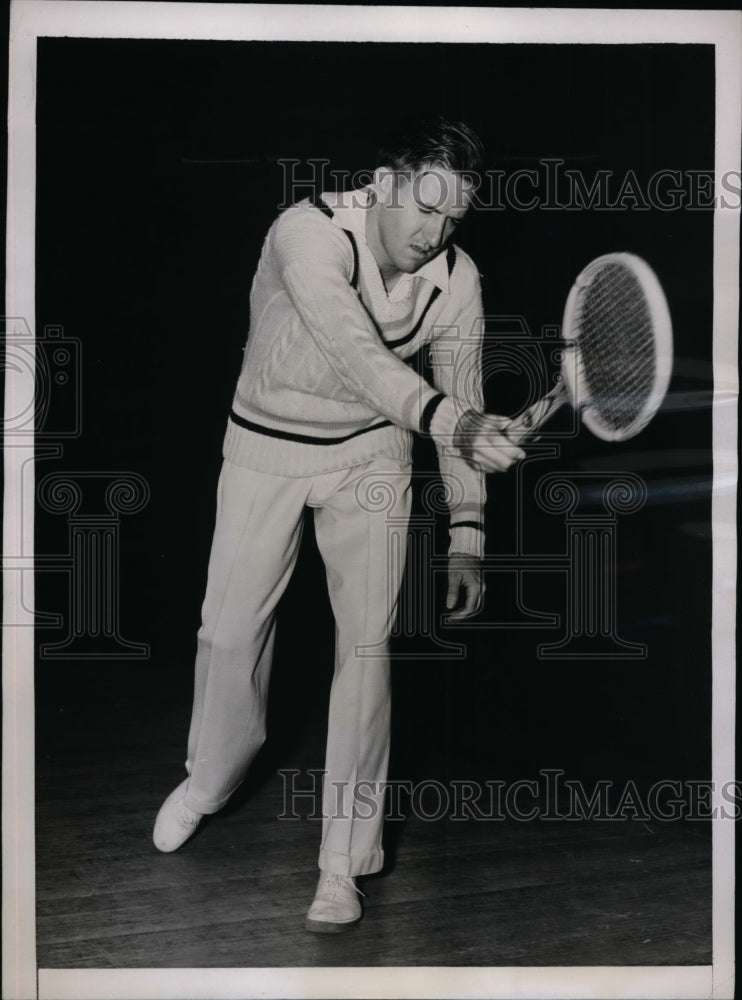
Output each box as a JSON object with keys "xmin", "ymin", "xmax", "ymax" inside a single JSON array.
[{"xmin": 3, "ymin": 3, "xmax": 739, "ymax": 999}]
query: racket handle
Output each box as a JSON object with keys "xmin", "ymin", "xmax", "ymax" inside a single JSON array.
[{"xmin": 506, "ymin": 383, "xmax": 568, "ymax": 445}]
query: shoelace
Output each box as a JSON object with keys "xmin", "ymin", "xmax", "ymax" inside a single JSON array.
[
  {"xmin": 319, "ymin": 873, "xmax": 366, "ymax": 898},
  {"xmin": 175, "ymin": 803, "xmax": 201, "ymax": 827}
]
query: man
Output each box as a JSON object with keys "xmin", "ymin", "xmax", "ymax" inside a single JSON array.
[{"xmin": 153, "ymin": 117, "xmax": 524, "ymax": 932}]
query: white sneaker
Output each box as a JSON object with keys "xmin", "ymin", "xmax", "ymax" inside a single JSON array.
[
  {"xmin": 153, "ymin": 779, "xmax": 203, "ymax": 852},
  {"xmin": 305, "ymin": 871, "xmax": 364, "ymax": 933}
]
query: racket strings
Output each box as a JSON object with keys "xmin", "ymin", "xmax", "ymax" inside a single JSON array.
[{"xmin": 575, "ymin": 263, "xmax": 656, "ymax": 433}]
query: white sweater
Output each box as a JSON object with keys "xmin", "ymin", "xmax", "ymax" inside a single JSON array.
[{"xmin": 224, "ymin": 188, "xmax": 487, "ymax": 557}]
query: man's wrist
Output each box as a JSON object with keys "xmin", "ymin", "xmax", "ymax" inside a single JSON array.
[
  {"xmin": 451, "ymin": 408, "xmax": 487, "ymax": 462},
  {"xmin": 449, "ymin": 525, "xmax": 485, "ymax": 560}
]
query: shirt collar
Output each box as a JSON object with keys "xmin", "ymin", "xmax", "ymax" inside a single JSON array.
[{"xmin": 319, "ymin": 188, "xmax": 452, "ymax": 294}]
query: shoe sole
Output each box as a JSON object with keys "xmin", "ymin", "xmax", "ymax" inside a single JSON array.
[
  {"xmin": 153, "ymin": 814, "xmax": 203, "ymax": 853},
  {"xmin": 305, "ymin": 915, "xmax": 362, "ymax": 934},
  {"xmin": 153, "ymin": 827, "xmax": 200, "ymax": 853}
]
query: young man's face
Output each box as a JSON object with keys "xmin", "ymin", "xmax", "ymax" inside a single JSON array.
[{"xmin": 366, "ymin": 165, "xmax": 475, "ymax": 284}]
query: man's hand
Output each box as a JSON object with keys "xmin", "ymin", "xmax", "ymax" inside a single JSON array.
[
  {"xmin": 453, "ymin": 410, "xmax": 526, "ymax": 473},
  {"xmin": 445, "ymin": 553, "xmax": 485, "ymax": 621}
]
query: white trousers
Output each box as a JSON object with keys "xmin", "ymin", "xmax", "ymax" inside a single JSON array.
[{"xmin": 182, "ymin": 455, "xmax": 412, "ymax": 877}]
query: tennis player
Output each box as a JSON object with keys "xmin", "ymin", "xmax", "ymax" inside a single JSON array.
[{"xmin": 153, "ymin": 117, "xmax": 525, "ymax": 933}]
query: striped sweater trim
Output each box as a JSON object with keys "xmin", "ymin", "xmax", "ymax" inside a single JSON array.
[
  {"xmin": 223, "ymin": 416, "xmax": 414, "ymax": 479},
  {"xmin": 360, "ymin": 245, "xmax": 457, "ymax": 350},
  {"xmin": 314, "ymin": 197, "xmax": 359, "ymax": 288},
  {"xmin": 229, "ymin": 408, "xmax": 393, "ymax": 445},
  {"xmin": 420, "ymin": 393, "xmax": 447, "ymax": 435},
  {"xmin": 313, "ymin": 197, "xmax": 457, "ymax": 351},
  {"xmin": 385, "ymin": 286, "xmax": 442, "ymax": 349}
]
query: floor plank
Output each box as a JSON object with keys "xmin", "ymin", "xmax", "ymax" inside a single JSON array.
[{"xmin": 36, "ymin": 693, "xmax": 712, "ymax": 969}]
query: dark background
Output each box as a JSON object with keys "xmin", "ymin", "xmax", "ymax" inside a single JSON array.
[{"xmin": 34, "ymin": 39, "xmax": 714, "ymax": 801}]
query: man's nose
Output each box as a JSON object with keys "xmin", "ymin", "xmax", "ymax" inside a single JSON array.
[{"xmin": 424, "ymin": 215, "xmax": 447, "ymax": 248}]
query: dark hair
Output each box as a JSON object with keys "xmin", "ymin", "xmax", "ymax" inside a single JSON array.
[{"xmin": 376, "ymin": 115, "xmax": 485, "ymax": 187}]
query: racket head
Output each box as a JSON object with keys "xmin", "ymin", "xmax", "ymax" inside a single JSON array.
[{"xmin": 561, "ymin": 252, "xmax": 674, "ymax": 441}]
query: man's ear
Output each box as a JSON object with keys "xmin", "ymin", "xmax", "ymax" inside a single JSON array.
[{"xmin": 371, "ymin": 166, "xmax": 395, "ymax": 205}]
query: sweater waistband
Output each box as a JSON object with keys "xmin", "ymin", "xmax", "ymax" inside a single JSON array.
[
  {"xmin": 223, "ymin": 413, "xmax": 413, "ymax": 478},
  {"xmin": 229, "ymin": 408, "xmax": 393, "ymax": 445}
]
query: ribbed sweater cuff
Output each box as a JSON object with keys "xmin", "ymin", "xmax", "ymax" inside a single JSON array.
[
  {"xmin": 428, "ymin": 397, "xmax": 460, "ymax": 446},
  {"xmin": 449, "ymin": 525, "xmax": 485, "ymax": 559},
  {"xmin": 420, "ymin": 393, "xmax": 446, "ymax": 435}
]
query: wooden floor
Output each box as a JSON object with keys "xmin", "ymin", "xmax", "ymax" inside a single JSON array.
[{"xmin": 35, "ymin": 669, "xmax": 712, "ymax": 969}]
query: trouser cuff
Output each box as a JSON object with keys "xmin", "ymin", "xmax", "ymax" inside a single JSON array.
[
  {"xmin": 183, "ymin": 781, "xmax": 237, "ymax": 815},
  {"xmin": 318, "ymin": 846, "xmax": 384, "ymax": 877}
]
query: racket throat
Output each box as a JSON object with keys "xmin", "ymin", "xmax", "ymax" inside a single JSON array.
[{"xmin": 508, "ymin": 382, "xmax": 569, "ymax": 444}]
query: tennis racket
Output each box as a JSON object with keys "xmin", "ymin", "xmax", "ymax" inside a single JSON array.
[{"xmin": 506, "ymin": 252, "xmax": 673, "ymax": 444}]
